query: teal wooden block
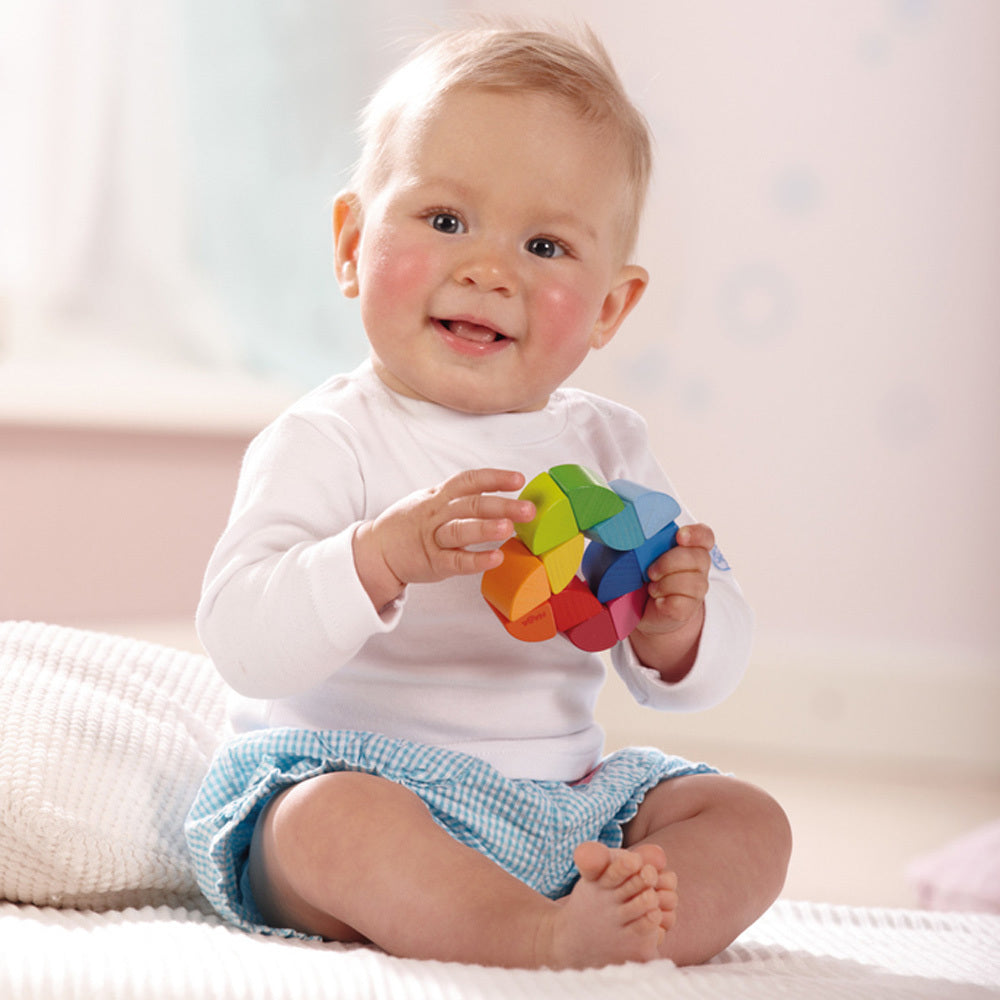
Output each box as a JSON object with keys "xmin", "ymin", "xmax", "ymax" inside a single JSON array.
[
  {"xmin": 584, "ymin": 504, "xmax": 644, "ymax": 550},
  {"xmin": 608, "ymin": 480, "xmax": 681, "ymax": 540}
]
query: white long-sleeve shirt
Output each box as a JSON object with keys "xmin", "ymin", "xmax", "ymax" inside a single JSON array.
[{"xmin": 197, "ymin": 361, "xmax": 753, "ymax": 781}]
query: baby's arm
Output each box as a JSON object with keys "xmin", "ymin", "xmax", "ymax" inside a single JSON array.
[
  {"xmin": 199, "ymin": 433, "xmax": 533, "ymax": 698},
  {"xmin": 352, "ymin": 468, "xmax": 536, "ymax": 612},
  {"xmin": 627, "ymin": 523, "xmax": 716, "ymax": 684}
]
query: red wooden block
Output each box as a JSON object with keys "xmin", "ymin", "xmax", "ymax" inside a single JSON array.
[
  {"xmin": 549, "ymin": 576, "xmax": 604, "ymax": 632},
  {"xmin": 565, "ymin": 606, "xmax": 619, "ymax": 652}
]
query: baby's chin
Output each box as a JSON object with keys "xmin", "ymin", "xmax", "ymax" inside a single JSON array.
[
  {"xmin": 429, "ymin": 384, "xmax": 551, "ymax": 416},
  {"xmin": 370, "ymin": 354, "xmax": 550, "ymax": 414},
  {"xmin": 439, "ymin": 391, "xmax": 550, "ymax": 416}
]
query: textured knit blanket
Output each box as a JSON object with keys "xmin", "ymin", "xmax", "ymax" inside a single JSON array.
[
  {"xmin": 2, "ymin": 898, "xmax": 998, "ymax": 999},
  {"xmin": 2, "ymin": 621, "xmax": 998, "ymax": 998}
]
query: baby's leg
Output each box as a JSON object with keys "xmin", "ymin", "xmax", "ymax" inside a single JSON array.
[
  {"xmin": 249, "ymin": 771, "xmax": 673, "ymax": 969},
  {"xmin": 624, "ymin": 773, "xmax": 792, "ymax": 966}
]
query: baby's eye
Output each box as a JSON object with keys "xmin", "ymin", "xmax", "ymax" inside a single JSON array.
[
  {"xmin": 428, "ymin": 212, "xmax": 466, "ymax": 235},
  {"xmin": 525, "ymin": 237, "xmax": 566, "ymax": 259}
]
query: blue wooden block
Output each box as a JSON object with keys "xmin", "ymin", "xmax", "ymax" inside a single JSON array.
[
  {"xmin": 634, "ymin": 522, "xmax": 680, "ymax": 581},
  {"xmin": 581, "ymin": 542, "xmax": 644, "ymax": 603},
  {"xmin": 608, "ymin": 480, "xmax": 681, "ymax": 540}
]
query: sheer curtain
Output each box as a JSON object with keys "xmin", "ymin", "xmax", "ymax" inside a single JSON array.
[{"xmin": 0, "ymin": 0, "xmax": 453, "ymax": 388}]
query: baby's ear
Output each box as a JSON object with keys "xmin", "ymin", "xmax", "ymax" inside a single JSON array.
[
  {"xmin": 333, "ymin": 192, "xmax": 363, "ymax": 298},
  {"xmin": 591, "ymin": 265, "xmax": 649, "ymax": 349}
]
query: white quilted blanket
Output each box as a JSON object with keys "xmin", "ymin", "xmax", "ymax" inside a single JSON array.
[
  {"xmin": 0, "ymin": 621, "xmax": 227, "ymax": 910},
  {"xmin": 2, "ymin": 621, "xmax": 999, "ymax": 998},
  {"xmin": 2, "ymin": 898, "xmax": 998, "ymax": 999}
]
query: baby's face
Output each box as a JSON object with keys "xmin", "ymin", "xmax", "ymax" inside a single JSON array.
[{"xmin": 337, "ymin": 87, "xmax": 646, "ymax": 414}]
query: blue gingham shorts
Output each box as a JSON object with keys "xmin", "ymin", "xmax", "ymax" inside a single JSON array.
[{"xmin": 184, "ymin": 728, "xmax": 717, "ymax": 939}]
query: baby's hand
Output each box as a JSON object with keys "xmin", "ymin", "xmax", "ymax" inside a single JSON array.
[
  {"xmin": 353, "ymin": 469, "xmax": 535, "ymax": 610},
  {"xmin": 630, "ymin": 523, "xmax": 714, "ymax": 682},
  {"xmin": 639, "ymin": 523, "xmax": 715, "ymax": 634}
]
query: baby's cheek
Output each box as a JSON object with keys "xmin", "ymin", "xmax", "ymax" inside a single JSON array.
[
  {"xmin": 533, "ymin": 284, "xmax": 591, "ymax": 343},
  {"xmin": 370, "ymin": 242, "xmax": 433, "ymax": 298}
]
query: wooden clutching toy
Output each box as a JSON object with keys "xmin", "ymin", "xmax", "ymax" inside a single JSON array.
[{"xmin": 481, "ymin": 464, "xmax": 682, "ymax": 651}]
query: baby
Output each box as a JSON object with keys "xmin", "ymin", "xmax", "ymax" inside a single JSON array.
[{"xmin": 186, "ymin": 20, "xmax": 791, "ymax": 970}]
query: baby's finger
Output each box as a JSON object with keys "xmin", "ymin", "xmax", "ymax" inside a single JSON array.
[
  {"xmin": 641, "ymin": 592, "xmax": 704, "ymax": 632},
  {"xmin": 675, "ymin": 522, "xmax": 715, "ymax": 551},
  {"xmin": 434, "ymin": 517, "xmax": 513, "ymax": 551},
  {"xmin": 647, "ymin": 573, "xmax": 708, "ymax": 609},
  {"xmin": 646, "ymin": 542, "xmax": 711, "ymax": 587},
  {"xmin": 433, "ymin": 545, "xmax": 505, "ymax": 577},
  {"xmin": 453, "ymin": 492, "xmax": 535, "ymax": 525},
  {"xmin": 648, "ymin": 565, "xmax": 710, "ymax": 603},
  {"xmin": 441, "ymin": 467, "xmax": 527, "ymax": 501}
]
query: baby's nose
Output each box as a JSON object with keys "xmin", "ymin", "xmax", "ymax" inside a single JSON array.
[{"xmin": 453, "ymin": 246, "xmax": 516, "ymax": 294}]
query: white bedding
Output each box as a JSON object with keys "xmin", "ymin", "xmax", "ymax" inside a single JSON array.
[
  {"xmin": 2, "ymin": 621, "xmax": 999, "ymax": 998},
  {"xmin": 3, "ymin": 898, "xmax": 998, "ymax": 999}
]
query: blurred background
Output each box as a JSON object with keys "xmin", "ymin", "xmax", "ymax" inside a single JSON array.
[{"xmin": 1, "ymin": 0, "xmax": 998, "ymax": 910}]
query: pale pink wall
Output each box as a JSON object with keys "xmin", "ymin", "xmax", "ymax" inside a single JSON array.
[
  {"xmin": 0, "ymin": 425, "xmax": 248, "ymax": 625},
  {"xmin": 472, "ymin": 0, "xmax": 1000, "ymax": 666}
]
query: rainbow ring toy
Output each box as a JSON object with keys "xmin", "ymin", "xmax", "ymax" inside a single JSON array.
[{"xmin": 481, "ymin": 464, "xmax": 682, "ymax": 652}]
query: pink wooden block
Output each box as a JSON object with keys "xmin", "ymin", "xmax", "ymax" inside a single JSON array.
[{"xmin": 607, "ymin": 588, "xmax": 648, "ymax": 641}]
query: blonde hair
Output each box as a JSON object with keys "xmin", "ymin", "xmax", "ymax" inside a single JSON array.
[{"xmin": 351, "ymin": 19, "xmax": 653, "ymax": 260}]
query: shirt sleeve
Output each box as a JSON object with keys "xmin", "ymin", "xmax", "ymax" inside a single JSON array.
[
  {"xmin": 196, "ymin": 413, "xmax": 404, "ymax": 699},
  {"xmin": 598, "ymin": 402, "xmax": 755, "ymax": 712},
  {"xmin": 610, "ymin": 561, "xmax": 753, "ymax": 711}
]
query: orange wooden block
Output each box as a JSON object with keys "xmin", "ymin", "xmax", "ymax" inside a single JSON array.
[
  {"xmin": 480, "ymin": 538, "xmax": 551, "ymax": 622},
  {"xmin": 491, "ymin": 601, "xmax": 558, "ymax": 642}
]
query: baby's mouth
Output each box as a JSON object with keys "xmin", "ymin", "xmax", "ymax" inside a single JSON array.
[{"xmin": 439, "ymin": 319, "xmax": 507, "ymax": 344}]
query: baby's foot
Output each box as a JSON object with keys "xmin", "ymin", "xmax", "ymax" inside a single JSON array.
[
  {"xmin": 538, "ymin": 842, "xmax": 678, "ymax": 969},
  {"xmin": 627, "ymin": 842, "xmax": 679, "ymax": 934}
]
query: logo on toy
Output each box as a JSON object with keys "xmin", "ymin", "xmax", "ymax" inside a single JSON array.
[{"xmin": 480, "ymin": 464, "xmax": 681, "ymax": 652}]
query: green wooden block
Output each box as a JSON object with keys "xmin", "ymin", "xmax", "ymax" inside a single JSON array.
[
  {"xmin": 548, "ymin": 464, "xmax": 624, "ymax": 530},
  {"xmin": 514, "ymin": 472, "xmax": 580, "ymax": 555}
]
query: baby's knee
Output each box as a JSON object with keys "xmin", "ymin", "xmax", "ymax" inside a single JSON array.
[
  {"xmin": 274, "ymin": 771, "xmax": 426, "ymax": 847},
  {"xmin": 248, "ymin": 773, "xmax": 407, "ymax": 939},
  {"xmin": 741, "ymin": 781, "xmax": 790, "ymax": 836},
  {"xmin": 737, "ymin": 783, "xmax": 793, "ymax": 892},
  {"xmin": 685, "ymin": 777, "xmax": 791, "ymax": 894}
]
